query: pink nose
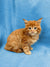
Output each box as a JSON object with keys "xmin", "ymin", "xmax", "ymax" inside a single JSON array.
[{"xmin": 32, "ymin": 31, "xmax": 34, "ymax": 33}]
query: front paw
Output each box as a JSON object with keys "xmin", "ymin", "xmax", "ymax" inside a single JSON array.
[
  {"xmin": 30, "ymin": 47, "xmax": 33, "ymax": 50},
  {"xmin": 25, "ymin": 51, "xmax": 31, "ymax": 55}
]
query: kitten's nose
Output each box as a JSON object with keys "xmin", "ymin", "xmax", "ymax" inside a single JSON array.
[{"xmin": 32, "ymin": 31, "xmax": 34, "ymax": 33}]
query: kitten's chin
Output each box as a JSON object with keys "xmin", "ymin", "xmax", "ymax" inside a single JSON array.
[
  {"xmin": 29, "ymin": 33, "xmax": 37, "ymax": 36},
  {"xmin": 31, "ymin": 33, "xmax": 36, "ymax": 36}
]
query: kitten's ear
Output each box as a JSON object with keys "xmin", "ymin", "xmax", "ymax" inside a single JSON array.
[
  {"xmin": 23, "ymin": 19, "xmax": 28, "ymax": 24},
  {"xmin": 37, "ymin": 18, "xmax": 43, "ymax": 23}
]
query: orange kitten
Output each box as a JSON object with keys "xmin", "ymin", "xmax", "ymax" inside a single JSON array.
[{"xmin": 4, "ymin": 18, "xmax": 42, "ymax": 55}]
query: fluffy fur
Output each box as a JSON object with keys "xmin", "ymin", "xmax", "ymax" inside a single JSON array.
[{"xmin": 4, "ymin": 18, "xmax": 42, "ymax": 55}]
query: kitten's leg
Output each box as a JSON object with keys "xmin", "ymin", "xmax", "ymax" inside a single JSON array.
[
  {"xmin": 22, "ymin": 46, "xmax": 31, "ymax": 55},
  {"xmin": 5, "ymin": 44, "xmax": 23, "ymax": 53},
  {"xmin": 14, "ymin": 48, "xmax": 23, "ymax": 53},
  {"xmin": 4, "ymin": 43, "xmax": 12, "ymax": 51},
  {"xmin": 30, "ymin": 47, "xmax": 33, "ymax": 50},
  {"xmin": 21, "ymin": 38, "xmax": 31, "ymax": 55},
  {"xmin": 29, "ymin": 45, "xmax": 33, "ymax": 50},
  {"xmin": 5, "ymin": 46, "xmax": 23, "ymax": 53}
]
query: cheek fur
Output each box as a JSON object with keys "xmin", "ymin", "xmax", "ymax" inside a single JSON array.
[{"xmin": 37, "ymin": 28, "xmax": 41, "ymax": 33}]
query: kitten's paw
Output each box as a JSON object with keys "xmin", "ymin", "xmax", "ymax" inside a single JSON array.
[
  {"xmin": 25, "ymin": 51, "xmax": 31, "ymax": 55},
  {"xmin": 30, "ymin": 47, "xmax": 33, "ymax": 50}
]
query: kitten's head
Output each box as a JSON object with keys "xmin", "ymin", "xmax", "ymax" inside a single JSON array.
[{"xmin": 23, "ymin": 18, "xmax": 42, "ymax": 36}]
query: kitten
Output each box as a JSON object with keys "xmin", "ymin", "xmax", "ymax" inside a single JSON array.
[{"xmin": 4, "ymin": 18, "xmax": 42, "ymax": 55}]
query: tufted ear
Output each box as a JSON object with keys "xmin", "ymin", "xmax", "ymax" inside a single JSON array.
[
  {"xmin": 37, "ymin": 18, "xmax": 43, "ymax": 23},
  {"xmin": 23, "ymin": 19, "xmax": 28, "ymax": 24}
]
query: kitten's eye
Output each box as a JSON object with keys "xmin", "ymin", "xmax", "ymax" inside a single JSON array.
[
  {"xmin": 29, "ymin": 27, "xmax": 31, "ymax": 29},
  {"xmin": 34, "ymin": 27, "xmax": 37, "ymax": 30}
]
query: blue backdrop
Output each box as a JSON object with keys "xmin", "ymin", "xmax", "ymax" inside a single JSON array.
[{"xmin": 0, "ymin": 0, "xmax": 50, "ymax": 67}]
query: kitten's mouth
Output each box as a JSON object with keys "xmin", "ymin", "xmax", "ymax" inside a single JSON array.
[{"xmin": 29, "ymin": 32, "xmax": 37, "ymax": 35}]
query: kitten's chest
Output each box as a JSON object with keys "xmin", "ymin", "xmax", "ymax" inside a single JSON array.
[
  {"xmin": 29, "ymin": 36, "xmax": 39, "ymax": 45},
  {"xmin": 29, "ymin": 39, "xmax": 37, "ymax": 45}
]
